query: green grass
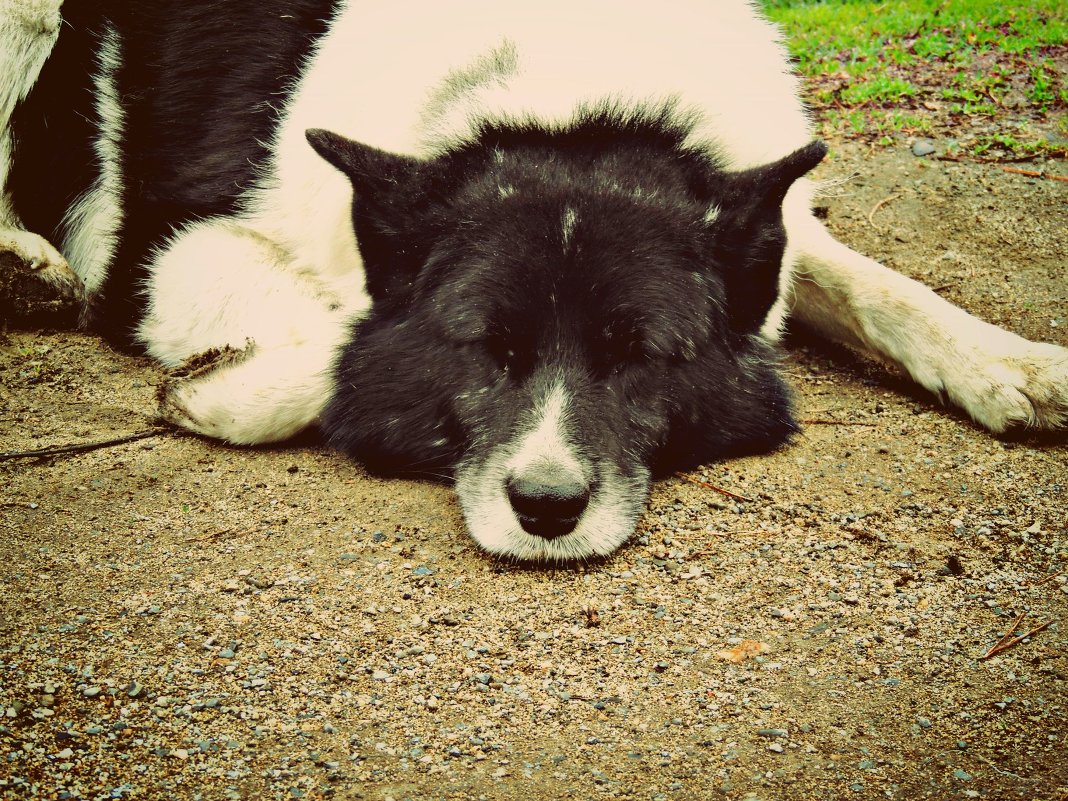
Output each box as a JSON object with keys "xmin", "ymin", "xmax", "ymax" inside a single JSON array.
[{"xmin": 761, "ymin": 0, "xmax": 1067, "ymax": 159}]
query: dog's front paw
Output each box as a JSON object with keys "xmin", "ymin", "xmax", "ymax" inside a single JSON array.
[
  {"xmin": 156, "ymin": 344, "xmax": 256, "ymax": 439},
  {"xmin": 0, "ymin": 229, "xmax": 85, "ymax": 323},
  {"xmin": 939, "ymin": 336, "xmax": 1068, "ymax": 433}
]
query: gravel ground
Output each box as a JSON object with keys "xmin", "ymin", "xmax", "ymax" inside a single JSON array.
[{"xmin": 1, "ymin": 143, "xmax": 1066, "ymax": 801}]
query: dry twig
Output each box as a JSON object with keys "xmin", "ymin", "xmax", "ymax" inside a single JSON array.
[
  {"xmin": 0, "ymin": 428, "xmax": 170, "ymax": 461},
  {"xmin": 1030, "ymin": 569, "xmax": 1065, "ymax": 587},
  {"xmin": 868, "ymin": 193, "xmax": 900, "ymax": 230},
  {"xmin": 676, "ymin": 473, "xmax": 753, "ymax": 503},
  {"xmin": 980, "ymin": 612, "xmax": 1053, "ymax": 660},
  {"xmin": 1001, "ymin": 166, "xmax": 1068, "ymax": 183},
  {"xmin": 801, "ymin": 419, "xmax": 879, "ymax": 427}
]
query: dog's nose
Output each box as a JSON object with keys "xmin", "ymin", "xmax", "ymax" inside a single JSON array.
[{"xmin": 507, "ymin": 473, "xmax": 591, "ymax": 539}]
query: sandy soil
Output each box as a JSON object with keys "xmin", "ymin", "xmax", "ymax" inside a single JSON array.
[{"xmin": 1, "ymin": 143, "xmax": 1066, "ymax": 801}]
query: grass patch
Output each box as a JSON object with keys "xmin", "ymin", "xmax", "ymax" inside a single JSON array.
[{"xmin": 762, "ymin": 0, "xmax": 1067, "ymax": 159}]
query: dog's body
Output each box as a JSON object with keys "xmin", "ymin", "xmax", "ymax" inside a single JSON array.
[{"xmin": 2, "ymin": 0, "xmax": 1066, "ymax": 560}]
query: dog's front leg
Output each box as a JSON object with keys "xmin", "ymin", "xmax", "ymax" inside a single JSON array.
[
  {"xmin": 139, "ymin": 219, "xmax": 365, "ymax": 445},
  {"xmin": 785, "ymin": 200, "xmax": 1067, "ymax": 433},
  {"xmin": 0, "ymin": 0, "xmax": 85, "ymax": 315}
]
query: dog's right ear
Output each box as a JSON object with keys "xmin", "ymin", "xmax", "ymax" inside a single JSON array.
[{"xmin": 306, "ymin": 129, "xmax": 443, "ymax": 306}]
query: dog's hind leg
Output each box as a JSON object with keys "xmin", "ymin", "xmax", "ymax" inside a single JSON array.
[
  {"xmin": 784, "ymin": 196, "xmax": 1068, "ymax": 433},
  {"xmin": 139, "ymin": 219, "xmax": 365, "ymax": 444},
  {"xmin": 0, "ymin": 1, "xmax": 85, "ymax": 315}
]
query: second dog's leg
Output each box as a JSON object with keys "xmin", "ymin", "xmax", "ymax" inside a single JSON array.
[
  {"xmin": 140, "ymin": 220, "xmax": 366, "ymax": 444},
  {"xmin": 785, "ymin": 199, "xmax": 1068, "ymax": 433}
]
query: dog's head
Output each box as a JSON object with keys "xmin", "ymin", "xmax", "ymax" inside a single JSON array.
[{"xmin": 308, "ymin": 115, "xmax": 824, "ymax": 561}]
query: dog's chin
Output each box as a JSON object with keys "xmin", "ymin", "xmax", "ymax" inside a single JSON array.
[{"xmin": 454, "ymin": 456, "xmax": 651, "ymax": 563}]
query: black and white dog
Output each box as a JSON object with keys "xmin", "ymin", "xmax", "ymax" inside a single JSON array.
[{"xmin": 2, "ymin": 0, "xmax": 1066, "ymax": 561}]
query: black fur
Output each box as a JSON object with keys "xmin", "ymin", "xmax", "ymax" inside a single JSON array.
[{"xmin": 317, "ymin": 114, "xmax": 823, "ymax": 479}]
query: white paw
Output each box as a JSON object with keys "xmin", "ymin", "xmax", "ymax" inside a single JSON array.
[
  {"xmin": 1, "ymin": 228, "xmax": 80, "ymax": 288},
  {"xmin": 157, "ymin": 344, "xmax": 257, "ymax": 441},
  {"xmin": 157, "ymin": 342, "xmax": 331, "ymax": 445},
  {"xmin": 1, "ymin": 228, "xmax": 86, "ymax": 318},
  {"xmin": 935, "ymin": 335, "xmax": 1068, "ymax": 433}
]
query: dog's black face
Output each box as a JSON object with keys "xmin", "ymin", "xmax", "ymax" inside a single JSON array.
[{"xmin": 309, "ymin": 117, "xmax": 825, "ymax": 561}]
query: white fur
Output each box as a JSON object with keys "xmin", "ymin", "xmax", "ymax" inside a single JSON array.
[
  {"xmin": 507, "ymin": 382, "xmax": 585, "ymax": 482},
  {"xmin": 788, "ymin": 216, "xmax": 1068, "ymax": 431},
  {"xmin": 244, "ymin": 0, "xmax": 807, "ymax": 267},
  {"xmin": 761, "ymin": 179, "xmax": 817, "ymax": 341},
  {"xmin": 138, "ymin": 219, "xmax": 367, "ymax": 443},
  {"xmin": 0, "ymin": 0, "xmax": 63, "ymax": 173},
  {"xmin": 456, "ymin": 381, "xmax": 647, "ymax": 560},
  {"xmin": 561, "ymin": 207, "xmax": 578, "ymax": 250},
  {"xmin": 60, "ymin": 21, "xmax": 124, "ymax": 294},
  {"xmin": 0, "ymin": 1, "xmax": 64, "ymax": 247}
]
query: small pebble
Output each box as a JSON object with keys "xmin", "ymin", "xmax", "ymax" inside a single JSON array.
[
  {"xmin": 757, "ymin": 728, "xmax": 788, "ymax": 738},
  {"xmin": 911, "ymin": 139, "xmax": 936, "ymax": 157}
]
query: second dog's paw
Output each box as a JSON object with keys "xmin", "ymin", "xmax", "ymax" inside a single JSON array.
[
  {"xmin": 940, "ymin": 337, "xmax": 1068, "ymax": 433},
  {"xmin": 0, "ymin": 230, "xmax": 86, "ymax": 323}
]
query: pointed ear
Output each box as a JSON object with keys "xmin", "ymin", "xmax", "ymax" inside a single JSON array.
[
  {"xmin": 306, "ymin": 129, "xmax": 438, "ymax": 305},
  {"xmin": 736, "ymin": 140, "xmax": 827, "ymax": 207},
  {"xmin": 306, "ymin": 128, "xmax": 424, "ymax": 203},
  {"xmin": 708, "ymin": 141, "xmax": 826, "ymax": 335}
]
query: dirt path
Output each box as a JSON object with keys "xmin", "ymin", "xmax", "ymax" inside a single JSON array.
[{"xmin": 1, "ymin": 144, "xmax": 1066, "ymax": 800}]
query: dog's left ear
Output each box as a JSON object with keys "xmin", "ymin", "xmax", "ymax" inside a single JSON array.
[
  {"xmin": 707, "ymin": 141, "xmax": 827, "ymax": 335},
  {"xmin": 306, "ymin": 128, "xmax": 424, "ymax": 199},
  {"xmin": 307, "ymin": 129, "xmax": 442, "ymax": 305}
]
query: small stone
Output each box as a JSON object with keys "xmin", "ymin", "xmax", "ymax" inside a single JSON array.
[
  {"xmin": 767, "ymin": 743, "xmax": 784, "ymax": 753},
  {"xmin": 911, "ymin": 139, "xmax": 936, "ymax": 157},
  {"xmin": 757, "ymin": 728, "xmax": 788, "ymax": 738},
  {"xmin": 83, "ymin": 686, "xmax": 102, "ymax": 698},
  {"xmin": 916, "ymin": 717, "xmax": 932, "ymax": 729},
  {"xmin": 954, "ymin": 769, "xmax": 973, "ymax": 781},
  {"xmin": 372, "ymin": 670, "xmax": 389, "ymax": 681},
  {"xmin": 127, "ymin": 681, "xmax": 143, "ymax": 698}
]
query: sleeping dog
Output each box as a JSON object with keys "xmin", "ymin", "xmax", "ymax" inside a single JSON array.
[{"xmin": 2, "ymin": 0, "xmax": 1066, "ymax": 561}]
